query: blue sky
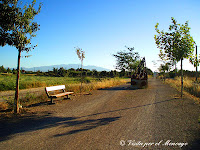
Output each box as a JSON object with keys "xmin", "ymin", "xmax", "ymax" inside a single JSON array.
[{"xmin": 1, "ymin": 0, "xmax": 200, "ymax": 72}]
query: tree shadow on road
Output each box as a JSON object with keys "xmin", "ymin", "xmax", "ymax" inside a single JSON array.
[
  {"xmin": 79, "ymin": 98, "xmax": 178, "ymax": 118},
  {"xmin": 53, "ymin": 117, "xmax": 120, "ymax": 137},
  {"xmin": 52, "ymin": 98, "xmax": 178, "ymax": 137},
  {"xmin": 0, "ymin": 111, "xmax": 120, "ymax": 141},
  {"xmin": 98, "ymin": 84, "xmax": 147, "ymax": 91}
]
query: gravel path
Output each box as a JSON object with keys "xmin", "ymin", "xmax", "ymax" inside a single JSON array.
[{"xmin": 0, "ymin": 78, "xmax": 200, "ymax": 150}]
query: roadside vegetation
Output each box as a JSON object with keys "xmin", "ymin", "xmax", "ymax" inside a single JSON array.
[
  {"xmin": 154, "ymin": 17, "xmax": 197, "ymax": 98},
  {"xmin": 0, "ymin": 74, "xmax": 90, "ymax": 91},
  {"xmin": 165, "ymin": 76, "xmax": 200, "ymax": 100},
  {"xmin": 0, "ymin": 69, "xmax": 130, "ymax": 91},
  {"xmin": 0, "ymin": 77, "xmax": 127, "ymax": 112},
  {"xmin": 158, "ymin": 70, "xmax": 200, "ymax": 103},
  {"xmin": 0, "ymin": 64, "xmax": 153, "ymax": 91}
]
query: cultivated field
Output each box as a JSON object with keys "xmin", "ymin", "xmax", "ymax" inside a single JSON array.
[{"xmin": 0, "ymin": 74, "xmax": 92, "ymax": 91}]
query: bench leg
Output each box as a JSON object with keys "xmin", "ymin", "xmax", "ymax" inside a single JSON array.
[
  {"xmin": 64, "ymin": 95, "xmax": 70, "ymax": 100},
  {"xmin": 51, "ymin": 98, "xmax": 53, "ymax": 103}
]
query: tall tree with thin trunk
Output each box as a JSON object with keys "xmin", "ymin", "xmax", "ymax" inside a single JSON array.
[
  {"xmin": 0, "ymin": 0, "xmax": 42, "ymax": 113},
  {"xmin": 75, "ymin": 47, "xmax": 85, "ymax": 93},
  {"xmin": 154, "ymin": 17, "xmax": 195, "ymax": 98},
  {"xmin": 190, "ymin": 45, "xmax": 199, "ymax": 82}
]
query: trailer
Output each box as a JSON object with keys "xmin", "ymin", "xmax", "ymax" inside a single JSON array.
[{"xmin": 131, "ymin": 57, "xmax": 148, "ymax": 87}]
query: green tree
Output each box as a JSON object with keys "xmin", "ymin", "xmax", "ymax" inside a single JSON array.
[
  {"xmin": 189, "ymin": 45, "xmax": 199, "ymax": 81},
  {"xmin": 99, "ymin": 71, "xmax": 107, "ymax": 77},
  {"xmin": 58, "ymin": 67, "xmax": 66, "ymax": 77},
  {"xmin": 155, "ymin": 17, "xmax": 195, "ymax": 97},
  {"xmin": 92, "ymin": 69, "xmax": 99, "ymax": 77},
  {"xmin": 0, "ymin": 65, "xmax": 7, "ymax": 73},
  {"xmin": 110, "ymin": 70, "xmax": 114, "ymax": 78},
  {"xmin": 7, "ymin": 67, "xmax": 12, "ymax": 73},
  {"xmin": 12, "ymin": 68, "xmax": 17, "ymax": 74},
  {"xmin": 0, "ymin": 0, "xmax": 42, "ymax": 113},
  {"xmin": 113, "ymin": 46, "xmax": 140, "ymax": 72},
  {"xmin": 119, "ymin": 69, "xmax": 126, "ymax": 77},
  {"xmin": 158, "ymin": 63, "xmax": 170, "ymax": 81},
  {"xmin": 53, "ymin": 67, "xmax": 58, "ymax": 76}
]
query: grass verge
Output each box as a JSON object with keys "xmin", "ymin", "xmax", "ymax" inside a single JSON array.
[
  {"xmin": 165, "ymin": 76, "xmax": 200, "ymax": 104},
  {"xmin": 0, "ymin": 78, "xmax": 128, "ymax": 112}
]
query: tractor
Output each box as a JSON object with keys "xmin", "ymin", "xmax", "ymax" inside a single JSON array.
[{"xmin": 131, "ymin": 57, "xmax": 148, "ymax": 87}]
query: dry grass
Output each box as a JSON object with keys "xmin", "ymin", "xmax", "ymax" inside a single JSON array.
[
  {"xmin": 0, "ymin": 78, "xmax": 128, "ymax": 112},
  {"xmin": 165, "ymin": 76, "xmax": 200, "ymax": 104},
  {"xmin": 66, "ymin": 78, "xmax": 128, "ymax": 93},
  {"xmin": 0, "ymin": 102, "xmax": 8, "ymax": 111}
]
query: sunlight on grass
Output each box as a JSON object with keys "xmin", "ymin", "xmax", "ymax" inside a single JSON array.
[
  {"xmin": 0, "ymin": 76, "xmax": 127, "ymax": 110},
  {"xmin": 165, "ymin": 76, "xmax": 200, "ymax": 100}
]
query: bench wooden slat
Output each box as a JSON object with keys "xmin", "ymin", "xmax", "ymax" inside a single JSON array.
[{"xmin": 51, "ymin": 92, "xmax": 74, "ymax": 98}]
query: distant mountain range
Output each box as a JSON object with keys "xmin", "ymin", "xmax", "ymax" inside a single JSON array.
[{"xmin": 22, "ymin": 64, "xmax": 110, "ymax": 72}]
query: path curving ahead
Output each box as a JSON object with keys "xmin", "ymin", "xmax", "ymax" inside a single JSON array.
[{"xmin": 0, "ymin": 78, "xmax": 200, "ymax": 150}]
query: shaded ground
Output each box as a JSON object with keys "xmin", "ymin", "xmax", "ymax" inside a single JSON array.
[{"xmin": 0, "ymin": 78, "xmax": 200, "ymax": 150}]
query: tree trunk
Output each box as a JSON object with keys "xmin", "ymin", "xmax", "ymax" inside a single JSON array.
[
  {"xmin": 196, "ymin": 45, "xmax": 198, "ymax": 82},
  {"xmin": 181, "ymin": 58, "xmax": 183, "ymax": 98},
  {"xmin": 175, "ymin": 62, "xmax": 177, "ymax": 77},
  {"xmin": 14, "ymin": 49, "xmax": 21, "ymax": 113},
  {"xmin": 80, "ymin": 60, "xmax": 83, "ymax": 93}
]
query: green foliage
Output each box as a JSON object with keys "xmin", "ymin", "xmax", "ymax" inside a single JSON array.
[
  {"xmin": 0, "ymin": 0, "xmax": 42, "ymax": 51},
  {"xmin": 0, "ymin": 65, "xmax": 7, "ymax": 73},
  {"xmin": 155, "ymin": 17, "xmax": 196, "ymax": 63},
  {"xmin": 168, "ymin": 71, "xmax": 176, "ymax": 78},
  {"xmin": 159, "ymin": 63, "xmax": 171, "ymax": 73},
  {"xmin": 155, "ymin": 17, "xmax": 196, "ymax": 97},
  {"xmin": 1, "ymin": 0, "xmax": 42, "ymax": 113},
  {"xmin": 82, "ymin": 77, "xmax": 91, "ymax": 83},
  {"xmin": 7, "ymin": 67, "xmax": 12, "ymax": 73},
  {"xmin": 113, "ymin": 46, "xmax": 140, "ymax": 72},
  {"xmin": 189, "ymin": 51, "xmax": 200, "ymax": 68}
]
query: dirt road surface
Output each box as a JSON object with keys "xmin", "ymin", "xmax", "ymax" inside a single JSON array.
[{"xmin": 0, "ymin": 78, "xmax": 200, "ymax": 150}]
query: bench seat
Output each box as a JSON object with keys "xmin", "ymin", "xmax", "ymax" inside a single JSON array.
[
  {"xmin": 50, "ymin": 92, "xmax": 74, "ymax": 98},
  {"xmin": 45, "ymin": 85, "xmax": 74, "ymax": 103}
]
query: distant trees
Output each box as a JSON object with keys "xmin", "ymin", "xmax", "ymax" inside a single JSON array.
[
  {"xmin": 0, "ymin": 65, "xmax": 18, "ymax": 74},
  {"xmin": 0, "ymin": 65, "xmax": 7, "ymax": 73},
  {"xmin": 158, "ymin": 63, "xmax": 171, "ymax": 81},
  {"xmin": 9, "ymin": 67, "xmax": 134, "ymax": 78},
  {"xmin": 155, "ymin": 17, "xmax": 196, "ymax": 97},
  {"xmin": 0, "ymin": 0, "xmax": 42, "ymax": 113}
]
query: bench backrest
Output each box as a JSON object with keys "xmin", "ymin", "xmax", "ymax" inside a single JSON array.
[{"xmin": 45, "ymin": 85, "xmax": 65, "ymax": 92}]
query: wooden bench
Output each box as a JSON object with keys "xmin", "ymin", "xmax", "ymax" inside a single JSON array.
[{"xmin": 45, "ymin": 85, "xmax": 74, "ymax": 103}]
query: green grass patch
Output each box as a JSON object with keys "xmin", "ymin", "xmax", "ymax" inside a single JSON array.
[{"xmin": 0, "ymin": 74, "xmax": 121, "ymax": 91}]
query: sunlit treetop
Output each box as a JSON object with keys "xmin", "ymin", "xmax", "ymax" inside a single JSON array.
[{"xmin": 0, "ymin": 0, "xmax": 42, "ymax": 51}]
